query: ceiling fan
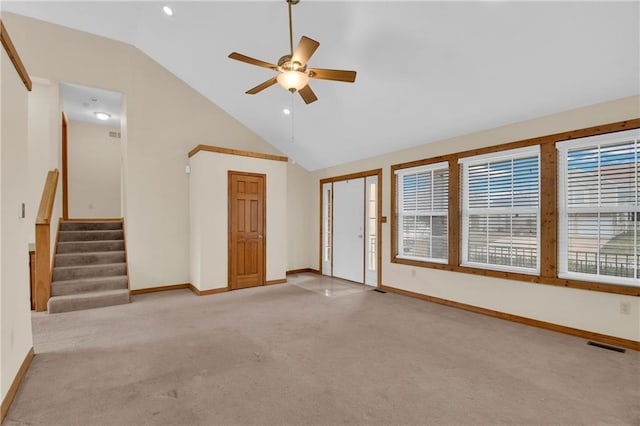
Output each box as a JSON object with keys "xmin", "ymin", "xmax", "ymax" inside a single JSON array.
[{"xmin": 228, "ymin": 0, "xmax": 357, "ymax": 104}]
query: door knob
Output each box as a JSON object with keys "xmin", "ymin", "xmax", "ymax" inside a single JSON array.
[{"xmin": 258, "ymin": 235, "xmax": 263, "ymax": 239}]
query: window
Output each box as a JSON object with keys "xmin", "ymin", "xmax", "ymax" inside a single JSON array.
[
  {"xmin": 460, "ymin": 146, "xmax": 540, "ymax": 274},
  {"xmin": 395, "ymin": 162, "xmax": 449, "ymax": 263},
  {"xmin": 557, "ymin": 129, "xmax": 639, "ymax": 286}
]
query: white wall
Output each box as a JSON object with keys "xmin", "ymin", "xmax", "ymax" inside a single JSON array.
[
  {"xmin": 309, "ymin": 96, "xmax": 640, "ymax": 342},
  {"xmin": 67, "ymin": 120, "xmax": 121, "ymax": 218},
  {"xmin": 26, "ymin": 79, "xmax": 62, "ymax": 259},
  {"xmin": 0, "ymin": 42, "xmax": 33, "ymax": 402},
  {"xmin": 2, "ymin": 12, "xmax": 305, "ymax": 291},
  {"xmin": 190, "ymin": 151, "xmax": 287, "ymax": 290}
]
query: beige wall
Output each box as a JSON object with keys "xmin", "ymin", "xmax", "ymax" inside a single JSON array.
[
  {"xmin": 310, "ymin": 96, "xmax": 640, "ymax": 341},
  {"xmin": 2, "ymin": 12, "xmax": 304, "ymax": 290},
  {"xmin": 189, "ymin": 151, "xmax": 287, "ymax": 290},
  {"xmin": 1, "ymin": 44, "xmax": 34, "ymax": 402},
  {"xmin": 67, "ymin": 120, "xmax": 121, "ymax": 218}
]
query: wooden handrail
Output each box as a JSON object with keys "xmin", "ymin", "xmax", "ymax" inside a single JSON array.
[
  {"xmin": 34, "ymin": 169, "xmax": 59, "ymax": 311},
  {"xmin": 0, "ymin": 19, "xmax": 32, "ymax": 91},
  {"xmin": 36, "ymin": 170, "xmax": 59, "ymax": 225}
]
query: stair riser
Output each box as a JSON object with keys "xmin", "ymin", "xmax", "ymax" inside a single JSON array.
[
  {"xmin": 55, "ymin": 252, "xmax": 126, "ymax": 267},
  {"xmin": 58, "ymin": 230, "xmax": 124, "ymax": 242},
  {"xmin": 60, "ymin": 222, "xmax": 123, "ymax": 231},
  {"xmin": 53, "ymin": 264, "xmax": 127, "ymax": 281},
  {"xmin": 48, "ymin": 291, "xmax": 130, "ymax": 314},
  {"xmin": 51, "ymin": 277, "xmax": 128, "ymax": 297},
  {"xmin": 57, "ymin": 241, "xmax": 125, "ymax": 254}
]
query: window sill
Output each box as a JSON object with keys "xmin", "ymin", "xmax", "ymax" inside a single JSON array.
[{"xmin": 391, "ymin": 257, "xmax": 640, "ymax": 296}]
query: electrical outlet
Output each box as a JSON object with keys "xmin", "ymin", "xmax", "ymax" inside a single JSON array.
[{"xmin": 619, "ymin": 301, "xmax": 631, "ymax": 315}]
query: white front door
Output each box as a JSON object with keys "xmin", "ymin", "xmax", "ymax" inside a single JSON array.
[
  {"xmin": 332, "ymin": 178, "xmax": 365, "ymax": 283},
  {"xmin": 364, "ymin": 175, "xmax": 378, "ymax": 286}
]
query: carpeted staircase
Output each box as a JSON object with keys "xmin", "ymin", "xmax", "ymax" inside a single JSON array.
[{"xmin": 48, "ymin": 221, "xmax": 130, "ymax": 314}]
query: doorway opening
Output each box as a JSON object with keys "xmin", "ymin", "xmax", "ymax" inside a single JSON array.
[
  {"xmin": 320, "ymin": 169, "xmax": 382, "ymax": 287},
  {"xmin": 60, "ymin": 82, "xmax": 124, "ymax": 219}
]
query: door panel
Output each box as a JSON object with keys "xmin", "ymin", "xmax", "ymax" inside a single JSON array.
[
  {"xmin": 229, "ymin": 172, "xmax": 265, "ymax": 289},
  {"xmin": 333, "ymin": 178, "xmax": 365, "ymax": 283}
]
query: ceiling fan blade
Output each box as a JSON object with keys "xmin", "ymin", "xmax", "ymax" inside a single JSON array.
[
  {"xmin": 292, "ymin": 36, "xmax": 320, "ymax": 66},
  {"xmin": 228, "ymin": 52, "xmax": 278, "ymax": 70},
  {"xmin": 298, "ymin": 84, "xmax": 318, "ymax": 104},
  {"xmin": 308, "ymin": 68, "xmax": 357, "ymax": 83},
  {"xmin": 246, "ymin": 77, "xmax": 278, "ymax": 95}
]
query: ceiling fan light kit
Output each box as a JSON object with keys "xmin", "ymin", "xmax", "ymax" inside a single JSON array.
[{"xmin": 228, "ymin": 0, "xmax": 356, "ymax": 104}]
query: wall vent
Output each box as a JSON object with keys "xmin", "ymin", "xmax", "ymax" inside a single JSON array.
[{"xmin": 109, "ymin": 131, "xmax": 121, "ymax": 139}]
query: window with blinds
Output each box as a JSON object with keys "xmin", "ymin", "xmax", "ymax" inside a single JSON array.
[
  {"xmin": 557, "ymin": 129, "xmax": 639, "ymax": 286},
  {"xmin": 395, "ymin": 162, "xmax": 449, "ymax": 263},
  {"xmin": 460, "ymin": 146, "xmax": 540, "ymax": 274}
]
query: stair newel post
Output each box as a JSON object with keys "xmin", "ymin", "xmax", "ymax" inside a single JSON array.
[{"xmin": 34, "ymin": 169, "xmax": 59, "ymax": 312}]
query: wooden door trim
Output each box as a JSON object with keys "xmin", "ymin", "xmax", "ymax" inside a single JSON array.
[
  {"xmin": 228, "ymin": 171, "xmax": 267, "ymax": 290},
  {"xmin": 61, "ymin": 112, "xmax": 69, "ymax": 220},
  {"xmin": 319, "ymin": 168, "xmax": 383, "ymax": 287}
]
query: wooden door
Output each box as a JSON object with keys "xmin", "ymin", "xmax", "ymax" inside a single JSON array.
[{"xmin": 229, "ymin": 172, "xmax": 265, "ymax": 289}]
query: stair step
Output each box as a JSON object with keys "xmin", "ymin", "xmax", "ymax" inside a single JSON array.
[
  {"xmin": 48, "ymin": 289, "xmax": 130, "ymax": 314},
  {"xmin": 51, "ymin": 276, "xmax": 129, "ymax": 297},
  {"xmin": 58, "ymin": 230, "xmax": 123, "ymax": 242},
  {"xmin": 53, "ymin": 263, "xmax": 127, "ymax": 281},
  {"xmin": 55, "ymin": 251, "xmax": 126, "ymax": 267},
  {"xmin": 60, "ymin": 221, "xmax": 122, "ymax": 231},
  {"xmin": 57, "ymin": 240, "xmax": 125, "ymax": 254}
]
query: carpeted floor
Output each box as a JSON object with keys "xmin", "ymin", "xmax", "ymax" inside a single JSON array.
[{"xmin": 5, "ymin": 273, "xmax": 639, "ymax": 425}]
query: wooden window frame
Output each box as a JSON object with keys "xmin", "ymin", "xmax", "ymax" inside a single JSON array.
[{"xmin": 391, "ymin": 118, "xmax": 640, "ymax": 296}]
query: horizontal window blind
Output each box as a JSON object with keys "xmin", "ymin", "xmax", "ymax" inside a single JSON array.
[
  {"xmin": 557, "ymin": 129, "xmax": 639, "ymax": 286},
  {"xmin": 396, "ymin": 162, "xmax": 449, "ymax": 263},
  {"xmin": 460, "ymin": 146, "xmax": 540, "ymax": 273}
]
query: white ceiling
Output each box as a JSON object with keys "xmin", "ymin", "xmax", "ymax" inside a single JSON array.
[
  {"xmin": 4, "ymin": 1, "xmax": 639, "ymax": 170},
  {"xmin": 60, "ymin": 82, "xmax": 123, "ymax": 128}
]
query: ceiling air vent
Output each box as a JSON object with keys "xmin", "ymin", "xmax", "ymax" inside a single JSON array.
[{"xmin": 109, "ymin": 131, "xmax": 121, "ymax": 139}]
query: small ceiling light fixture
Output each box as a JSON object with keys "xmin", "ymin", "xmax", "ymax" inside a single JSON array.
[
  {"xmin": 163, "ymin": 5, "xmax": 174, "ymax": 16},
  {"xmin": 283, "ymin": 108, "xmax": 291, "ymax": 115},
  {"xmin": 94, "ymin": 112, "xmax": 111, "ymax": 121}
]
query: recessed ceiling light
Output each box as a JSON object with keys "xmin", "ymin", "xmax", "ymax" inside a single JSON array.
[
  {"xmin": 283, "ymin": 108, "xmax": 291, "ymax": 115},
  {"xmin": 94, "ymin": 112, "xmax": 111, "ymax": 121},
  {"xmin": 163, "ymin": 5, "xmax": 174, "ymax": 16}
]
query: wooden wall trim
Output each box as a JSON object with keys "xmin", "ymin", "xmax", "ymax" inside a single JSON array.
[
  {"xmin": 265, "ymin": 279, "xmax": 287, "ymax": 286},
  {"xmin": 539, "ymin": 142, "xmax": 557, "ymax": 278},
  {"xmin": 0, "ymin": 20, "xmax": 32, "ymax": 91},
  {"xmin": 188, "ymin": 144, "xmax": 288, "ymax": 162},
  {"xmin": 188, "ymin": 285, "xmax": 229, "ymax": 296},
  {"xmin": 286, "ymin": 268, "xmax": 321, "ymax": 275},
  {"xmin": 63, "ymin": 217, "xmax": 124, "ymax": 222},
  {"xmin": 380, "ymin": 285, "xmax": 639, "ymax": 351},
  {"xmin": 130, "ymin": 283, "xmax": 190, "ymax": 295},
  {"xmin": 1, "ymin": 348, "xmax": 34, "ymax": 422}
]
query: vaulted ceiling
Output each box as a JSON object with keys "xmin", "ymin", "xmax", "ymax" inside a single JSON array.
[{"xmin": 3, "ymin": 1, "xmax": 639, "ymax": 170}]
